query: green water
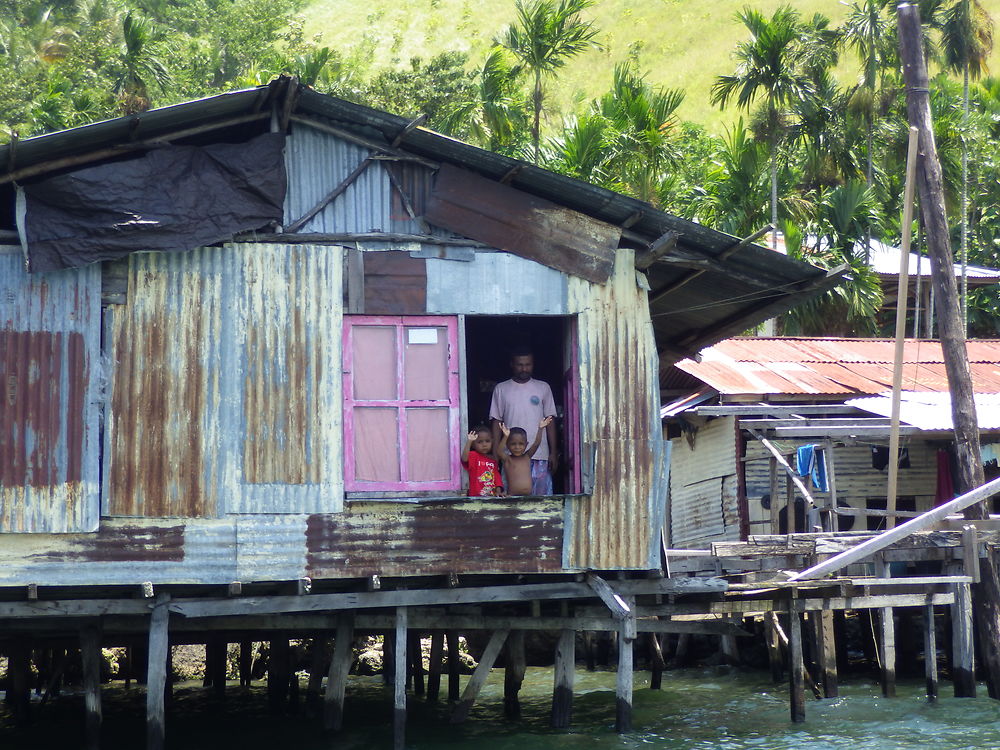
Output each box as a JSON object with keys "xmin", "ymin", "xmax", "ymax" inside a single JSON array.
[{"xmin": 6, "ymin": 667, "xmax": 1000, "ymax": 749}]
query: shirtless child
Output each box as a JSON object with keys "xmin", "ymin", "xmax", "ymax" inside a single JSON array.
[{"xmin": 498, "ymin": 417, "xmax": 554, "ymax": 496}]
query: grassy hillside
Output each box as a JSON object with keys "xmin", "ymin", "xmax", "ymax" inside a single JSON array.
[{"xmin": 302, "ymin": 0, "xmax": 1000, "ymax": 132}]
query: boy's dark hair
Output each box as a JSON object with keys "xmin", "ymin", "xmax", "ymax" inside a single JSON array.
[{"xmin": 508, "ymin": 427, "xmax": 528, "ymax": 439}]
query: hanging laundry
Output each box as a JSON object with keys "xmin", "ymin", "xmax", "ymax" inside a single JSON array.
[
  {"xmin": 797, "ymin": 444, "xmax": 816, "ymax": 477},
  {"xmin": 935, "ymin": 449, "xmax": 955, "ymax": 505},
  {"xmin": 811, "ymin": 449, "xmax": 829, "ymax": 493},
  {"xmin": 796, "ymin": 444, "xmax": 829, "ymax": 492},
  {"xmin": 872, "ymin": 445, "xmax": 889, "ymax": 471}
]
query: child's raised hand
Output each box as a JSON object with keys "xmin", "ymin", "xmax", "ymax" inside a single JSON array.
[
  {"xmin": 466, "ymin": 430, "xmax": 478, "ymax": 442},
  {"xmin": 540, "ymin": 416, "xmax": 553, "ymax": 428},
  {"xmin": 499, "ymin": 422, "xmax": 510, "ymax": 436}
]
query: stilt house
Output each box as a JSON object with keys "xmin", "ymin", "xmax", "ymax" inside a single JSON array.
[
  {"xmin": 663, "ymin": 336, "xmax": 1000, "ymax": 548},
  {"xmin": 0, "ymin": 77, "xmax": 848, "ymax": 743}
]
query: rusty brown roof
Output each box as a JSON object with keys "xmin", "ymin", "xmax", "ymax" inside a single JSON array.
[{"xmin": 674, "ymin": 337, "xmax": 1000, "ymax": 395}]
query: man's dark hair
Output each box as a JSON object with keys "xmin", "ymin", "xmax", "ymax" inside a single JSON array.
[{"xmin": 509, "ymin": 345, "xmax": 533, "ymax": 359}]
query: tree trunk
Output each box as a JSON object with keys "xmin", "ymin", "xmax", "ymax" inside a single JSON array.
[
  {"xmin": 898, "ymin": 2, "xmax": 1000, "ymax": 699},
  {"xmin": 532, "ymin": 69, "xmax": 542, "ymax": 166}
]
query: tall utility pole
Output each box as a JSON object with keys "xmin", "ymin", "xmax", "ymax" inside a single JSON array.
[{"xmin": 897, "ymin": 2, "xmax": 1000, "ymax": 698}]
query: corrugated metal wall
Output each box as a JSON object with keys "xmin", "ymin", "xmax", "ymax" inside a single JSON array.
[
  {"xmin": 1, "ymin": 245, "xmax": 101, "ymax": 532},
  {"xmin": 106, "ymin": 243, "xmax": 343, "ymax": 518},
  {"xmin": 284, "ymin": 125, "xmax": 425, "ymax": 235},
  {"xmin": 425, "ymin": 252, "xmax": 568, "ymax": 314},
  {"xmin": 566, "ymin": 251, "xmax": 667, "ymax": 569},
  {"xmin": 669, "ymin": 417, "xmax": 739, "ymax": 548},
  {"xmin": 744, "ymin": 437, "xmax": 940, "ymax": 531}
]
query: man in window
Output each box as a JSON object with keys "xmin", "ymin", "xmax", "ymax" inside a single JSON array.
[{"xmin": 489, "ymin": 348, "xmax": 559, "ymax": 495}]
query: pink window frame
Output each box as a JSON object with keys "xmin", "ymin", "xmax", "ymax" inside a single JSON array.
[{"xmin": 343, "ymin": 315, "xmax": 461, "ymax": 492}]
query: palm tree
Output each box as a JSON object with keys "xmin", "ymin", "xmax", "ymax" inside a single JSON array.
[
  {"xmin": 115, "ymin": 11, "xmax": 170, "ymax": 115},
  {"xmin": 941, "ymin": 0, "xmax": 994, "ymax": 327},
  {"xmin": 499, "ymin": 0, "xmax": 599, "ymax": 164},
  {"xmin": 712, "ymin": 5, "xmax": 814, "ymax": 251}
]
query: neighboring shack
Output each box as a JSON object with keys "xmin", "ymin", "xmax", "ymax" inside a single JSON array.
[{"xmin": 663, "ymin": 337, "xmax": 1000, "ymax": 548}]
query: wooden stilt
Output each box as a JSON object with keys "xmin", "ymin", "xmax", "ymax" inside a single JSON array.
[
  {"xmin": 584, "ymin": 631, "xmax": 596, "ymax": 671},
  {"xmin": 81, "ymin": 624, "xmax": 103, "ymax": 750},
  {"xmin": 7, "ymin": 637, "xmax": 31, "ymax": 727},
  {"xmin": 924, "ymin": 602, "xmax": 939, "ymax": 702},
  {"xmin": 674, "ymin": 632, "xmax": 691, "ymax": 667},
  {"xmin": 206, "ymin": 637, "xmax": 227, "ymax": 698},
  {"xmin": 788, "ymin": 603, "xmax": 805, "ymax": 723},
  {"xmin": 878, "ymin": 559, "xmax": 896, "ymax": 698},
  {"xmin": 239, "ymin": 641, "xmax": 254, "ymax": 686},
  {"xmin": 649, "ymin": 633, "xmax": 665, "ymax": 690},
  {"xmin": 40, "ymin": 648, "xmax": 66, "ymax": 705},
  {"xmin": 446, "ymin": 630, "xmax": 461, "ymax": 702},
  {"xmin": 551, "ymin": 628, "xmax": 575, "ymax": 729},
  {"xmin": 323, "ymin": 613, "xmax": 355, "ymax": 732},
  {"xmin": 146, "ymin": 594, "xmax": 171, "ymax": 750},
  {"xmin": 769, "ymin": 455, "xmax": 780, "ymax": 534},
  {"xmin": 394, "ymin": 607, "xmax": 408, "ymax": 750},
  {"xmin": 451, "ymin": 629, "xmax": 509, "ymax": 724},
  {"xmin": 952, "ymin": 581, "xmax": 976, "ymax": 697},
  {"xmin": 306, "ymin": 638, "xmax": 326, "ymax": 711},
  {"xmin": 383, "ymin": 630, "xmax": 395, "ymax": 686},
  {"xmin": 503, "ymin": 630, "xmax": 527, "ymax": 719},
  {"xmin": 287, "ymin": 643, "xmax": 300, "ymax": 714},
  {"xmin": 426, "ymin": 631, "xmax": 444, "ymax": 701},
  {"xmin": 616, "ymin": 607, "xmax": 637, "ymax": 733},
  {"xmin": 814, "ymin": 611, "xmax": 838, "ymax": 698},
  {"xmin": 720, "ymin": 623, "xmax": 739, "ymax": 666},
  {"xmin": 408, "ymin": 630, "xmax": 424, "ymax": 696},
  {"xmin": 268, "ymin": 637, "xmax": 290, "ymax": 715},
  {"xmin": 765, "ymin": 612, "xmax": 784, "ymax": 682},
  {"xmin": 122, "ymin": 646, "xmax": 132, "ymax": 689}
]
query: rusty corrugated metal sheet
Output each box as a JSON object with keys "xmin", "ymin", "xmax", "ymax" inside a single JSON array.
[
  {"xmin": 676, "ymin": 337, "xmax": 1000, "ymax": 395},
  {"xmin": 107, "ymin": 243, "xmax": 344, "ymax": 518},
  {"xmin": 426, "ymin": 164, "xmax": 621, "ymax": 284},
  {"xmin": 425, "ymin": 251, "xmax": 568, "ymax": 315},
  {"xmin": 1, "ymin": 246, "xmax": 101, "ymax": 532},
  {"xmin": 305, "ymin": 499, "xmax": 563, "ymax": 577},
  {"xmin": 567, "ymin": 250, "xmax": 667, "ymax": 569},
  {"xmin": 284, "ymin": 124, "xmax": 398, "ymax": 234},
  {"xmin": 668, "ymin": 417, "xmax": 739, "ymax": 548}
]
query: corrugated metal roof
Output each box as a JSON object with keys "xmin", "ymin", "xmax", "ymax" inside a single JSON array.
[
  {"xmin": 864, "ymin": 238, "xmax": 1000, "ymax": 281},
  {"xmin": 676, "ymin": 337, "xmax": 1000, "ymax": 395},
  {"xmin": 0, "ymin": 78, "xmax": 844, "ymax": 363},
  {"xmin": 846, "ymin": 391, "xmax": 1000, "ymax": 431}
]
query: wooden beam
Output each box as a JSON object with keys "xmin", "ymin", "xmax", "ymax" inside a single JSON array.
[
  {"xmin": 788, "ymin": 602, "xmax": 806, "ymax": 722},
  {"xmin": 924, "ymin": 601, "xmax": 938, "ymax": 702},
  {"xmin": 503, "ymin": 630, "xmax": 527, "ymax": 719},
  {"xmin": 746, "ymin": 430, "xmax": 817, "ymax": 508},
  {"xmin": 635, "ymin": 230, "xmax": 681, "ymax": 270},
  {"xmin": 289, "ymin": 115, "xmax": 439, "ymax": 169},
  {"xmin": 586, "ymin": 573, "xmax": 632, "ymax": 619},
  {"xmin": 952, "ymin": 582, "xmax": 976, "ymax": 697},
  {"xmin": 696, "ymin": 404, "xmax": 857, "ymax": 417},
  {"xmin": 146, "ymin": 594, "xmax": 170, "ymax": 750},
  {"xmin": 323, "ymin": 613, "xmax": 354, "ymax": 732},
  {"xmin": 615, "ymin": 597, "xmax": 637, "ymax": 733},
  {"xmin": 239, "ymin": 231, "xmax": 492, "ymax": 248},
  {"xmin": 451, "ymin": 629, "xmax": 509, "ymax": 723},
  {"xmin": 877, "ymin": 559, "xmax": 896, "ymax": 698},
  {"xmin": 789, "ymin": 475, "xmax": 1000, "ymax": 581},
  {"xmin": 426, "ymin": 631, "xmax": 444, "ymax": 701},
  {"xmin": 447, "ymin": 630, "xmax": 461, "ymax": 703},
  {"xmin": 391, "ymin": 113, "xmax": 426, "ymax": 148}
]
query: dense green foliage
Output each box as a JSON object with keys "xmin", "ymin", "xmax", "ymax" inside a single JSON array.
[{"xmin": 3, "ymin": 0, "xmax": 1000, "ymax": 335}]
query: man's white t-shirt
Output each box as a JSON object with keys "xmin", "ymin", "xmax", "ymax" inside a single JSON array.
[{"xmin": 489, "ymin": 378, "xmax": 557, "ymax": 461}]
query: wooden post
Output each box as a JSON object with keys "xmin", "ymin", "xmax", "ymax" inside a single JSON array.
[
  {"xmin": 898, "ymin": 1, "xmax": 1000, "ymax": 699},
  {"xmin": 814, "ymin": 611, "xmax": 838, "ymax": 698},
  {"xmin": 451, "ymin": 629, "xmax": 509, "ymax": 723},
  {"xmin": 769, "ymin": 455, "xmax": 780, "ymax": 534},
  {"xmin": 584, "ymin": 630, "xmax": 597, "ymax": 671},
  {"xmin": 551, "ymin": 629, "xmax": 575, "ymax": 729},
  {"xmin": 146, "ymin": 594, "xmax": 170, "ymax": 750},
  {"xmin": 446, "ymin": 630, "xmax": 461, "ymax": 702},
  {"xmin": 785, "ymin": 471, "xmax": 795, "ymax": 532},
  {"xmin": 408, "ymin": 630, "xmax": 424, "ymax": 696},
  {"xmin": 394, "ymin": 608, "xmax": 408, "ymax": 750},
  {"xmin": 7, "ymin": 637, "xmax": 31, "ymax": 727},
  {"xmin": 878, "ymin": 558, "xmax": 896, "ymax": 698},
  {"xmin": 674, "ymin": 632, "xmax": 691, "ymax": 667},
  {"xmin": 616, "ymin": 603, "xmax": 637, "ymax": 733},
  {"xmin": 268, "ymin": 637, "xmax": 290, "ymax": 715},
  {"xmin": 306, "ymin": 638, "xmax": 326, "ymax": 711},
  {"xmin": 765, "ymin": 612, "xmax": 784, "ymax": 682},
  {"xmin": 503, "ymin": 630, "xmax": 527, "ymax": 719},
  {"xmin": 952, "ymin": 581, "xmax": 976, "ymax": 697},
  {"xmin": 426, "ymin": 632, "xmax": 444, "ymax": 701},
  {"xmin": 925, "ymin": 601, "xmax": 939, "ymax": 702},
  {"xmin": 788, "ymin": 601, "xmax": 806, "ymax": 723},
  {"xmin": 324, "ymin": 613, "xmax": 355, "ymax": 732},
  {"xmin": 206, "ymin": 637, "xmax": 227, "ymax": 699},
  {"xmin": 239, "ymin": 641, "xmax": 253, "ymax": 686},
  {"xmin": 649, "ymin": 633, "xmax": 665, "ymax": 690},
  {"xmin": 81, "ymin": 623, "xmax": 103, "ymax": 750}
]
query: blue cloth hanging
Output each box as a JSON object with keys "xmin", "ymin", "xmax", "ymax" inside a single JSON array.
[
  {"xmin": 796, "ymin": 444, "xmax": 829, "ymax": 493},
  {"xmin": 796, "ymin": 445, "xmax": 815, "ymax": 477}
]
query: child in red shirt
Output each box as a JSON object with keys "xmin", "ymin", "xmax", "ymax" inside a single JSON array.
[{"xmin": 461, "ymin": 425, "xmax": 504, "ymax": 496}]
